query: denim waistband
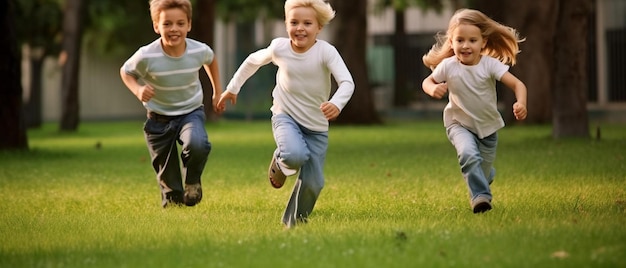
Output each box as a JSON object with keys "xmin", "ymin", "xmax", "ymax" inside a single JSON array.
[{"xmin": 147, "ymin": 111, "xmax": 180, "ymax": 123}]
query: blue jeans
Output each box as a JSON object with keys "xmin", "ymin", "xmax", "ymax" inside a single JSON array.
[
  {"xmin": 143, "ymin": 107, "xmax": 211, "ymax": 207},
  {"xmin": 446, "ymin": 123, "xmax": 497, "ymax": 203},
  {"xmin": 271, "ymin": 114, "xmax": 328, "ymax": 227}
]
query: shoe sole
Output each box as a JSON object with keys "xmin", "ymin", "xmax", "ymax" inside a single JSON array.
[
  {"xmin": 472, "ymin": 202, "xmax": 492, "ymax": 213},
  {"xmin": 268, "ymin": 156, "xmax": 286, "ymax": 189}
]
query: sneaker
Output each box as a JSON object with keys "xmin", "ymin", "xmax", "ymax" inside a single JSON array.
[
  {"xmin": 163, "ymin": 191, "xmax": 184, "ymax": 208},
  {"xmin": 471, "ymin": 196, "xmax": 492, "ymax": 213},
  {"xmin": 184, "ymin": 183, "xmax": 202, "ymax": 206},
  {"xmin": 268, "ymin": 156, "xmax": 286, "ymax": 189}
]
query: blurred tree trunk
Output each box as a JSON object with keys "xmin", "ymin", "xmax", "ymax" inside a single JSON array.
[
  {"xmin": 552, "ymin": 0, "xmax": 591, "ymax": 138},
  {"xmin": 392, "ymin": 9, "xmax": 410, "ymax": 107},
  {"xmin": 59, "ymin": 0, "xmax": 85, "ymax": 131},
  {"xmin": 330, "ymin": 0, "xmax": 381, "ymax": 125},
  {"xmin": 15, "ymin": 0, "xmax": 62, "ymax": 129},
  {"xmin": 473, "ymin": 0, "xmax": 557, "ymax": 124},
  {"xmin": 473, "ymin": 0, "xmax": 591, "ymax": 138},
  {"xmin": 191, "ymin": 0, "xmax": 219, "ymax": 122},
  {"xmin": 23, "ymin": 47, "xmax": 45, "ymax": 128},
  {"xmin": 0, "ymin": 0, "xmax": 28, "ymax": 150}
]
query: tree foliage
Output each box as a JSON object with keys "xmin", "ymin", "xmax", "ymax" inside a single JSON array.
[
  {"xmin": 82, "ymin": 0, "xmax": 283, "ymax": 56},
  {"xmin": 374, "ymin": 0, "xmax": 444, "ymax": 12},
  {"xmin": 83, "ymin": 0, "xmax": 154, "ymax": 57},
  {"xmin": 14, "ymin": 0, "xmax": 63, "ymax": 53},
  {"xmin": 216, "ymin": 0, "xmax": 283, "ymax": 22},
  {"xmin": 14, "ymin": 0, "xmax": 63, "ymax": 128}
]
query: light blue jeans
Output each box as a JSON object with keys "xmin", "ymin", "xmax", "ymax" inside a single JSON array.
[
  {"xmin": 271, "ymin": 114, "xmax": 328, "ymax": 227},
  {"xmin": 143, "ymin": 107, "xmax": 211, "ymax": 207},
  {"xmin": 446, "ymin": 123, "xmax": 497, "ymax": 203}
]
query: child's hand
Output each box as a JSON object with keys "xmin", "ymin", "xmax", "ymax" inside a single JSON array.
[
  {"xmin": 430, "ymin": 82, "xmax": 448, "ymax": 99},
  {"xmin": 212, "ymin": 94, "xmax": 225, "ymax": 114},
  {"xmin": 513, "ymin": 102, "xmax": 527, "ymax": 120},
  {"xmin": 136, "ymin": 84, "xmax": 155, "ymax": 102},
  {"xmin": 216, "ymin": 92, "xmax": 237, "ymax": 112},
  {"xmin": 321, "ymin": 102, "xmax": 340, "ymax": 121}
]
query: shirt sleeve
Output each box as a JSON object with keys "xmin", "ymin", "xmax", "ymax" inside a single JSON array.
[
  {"xmin": 431, "ymin": 58, "xmax": 448, "ymax": 83},
  {"xmin": 491, "ymin": 58, "xmax": 510, "ymax": 81},
  {"xmin": 122, "ymin": 49, "xmax": 147, "ymax": 79},
  {"xmin": 225, "ymin": 41, "xmax": 274, "ymax": 94},
  {"xmin": 326, "ymin": 45, "xmax": 354, "ymax": 111},
  {"xmin": 204, "ymin": 44, "xmax": 215, "ymax": 65}
]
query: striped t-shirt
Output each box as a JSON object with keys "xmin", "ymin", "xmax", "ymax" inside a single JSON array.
[{"xmin": 123, "ymin": 38, "xmax": 214, "ymax": 116}]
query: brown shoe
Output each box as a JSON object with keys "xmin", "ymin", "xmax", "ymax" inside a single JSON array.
[
  {"xmin": 184, "ymin": 183, "xmax": 202, "ymax": 206},
  {"xmin": 471, "ymin": 196, "xmax": 492, "ymax": 213},
  {"xmin": 268, "ymin": 156, "xmax": 286, "ymax": 188}
]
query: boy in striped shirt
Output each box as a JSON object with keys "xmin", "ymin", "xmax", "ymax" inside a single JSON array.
[{"xmin": 120, "ymin": 0, "xmax": 224, "ymax": 208}]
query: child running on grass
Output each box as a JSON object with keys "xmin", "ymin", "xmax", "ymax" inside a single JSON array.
[
  {"xmin": 217, "ymin": 0, "xmax": 354, "ymax": 228},
  {"xmin": 120, "ymin": 0, "xmax": 224, "ymax": 208},
  {"xmin": 422, "ymin": 9, "xmax": 527, "ymax": 213}
]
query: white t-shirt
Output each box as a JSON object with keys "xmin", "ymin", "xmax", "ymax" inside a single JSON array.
[
  {"xmin": 226, "ymin": 38, "xmax": 354, "ymax": 132},
  {"xmin": 123, "ymin": 38, "xmax": 214, "ymax": 116},
  {"xmin": 432, "ymin": 55, "xmax": 509, "ymax": 138}
]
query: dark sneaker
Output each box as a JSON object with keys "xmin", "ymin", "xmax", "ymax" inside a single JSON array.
[
  {"xmin": 471, "ymin": 196, "xmax": 492, "ymax": 213},
  {"xmin": 163, "ymin": 191, "xmax": 184, "ymax": 208},
  {"xmin": 268, "ymin": 156, "xmax": 286, "ymax": 189},
  {"xmin": 184, "ymin": 183, "xmax": 202, "ymax": 206}
]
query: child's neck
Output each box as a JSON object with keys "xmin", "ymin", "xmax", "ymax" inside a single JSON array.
[{"xmin": 161, "ymin": 41, "xmax": 186, "ymax": 57}]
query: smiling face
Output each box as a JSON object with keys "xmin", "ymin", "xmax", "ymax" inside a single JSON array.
[
  {"xmin": 450, "ymin": 23, "xmax": 487, "ymax": 65},
  {"xmin": 285, "ymin": 6, "xmax": 322, "ymax": 53},
  {"xmin": 153, "ymin": 8, "xmax": 191, "ymax": 57}
]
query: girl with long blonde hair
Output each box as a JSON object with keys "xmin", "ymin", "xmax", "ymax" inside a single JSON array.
[{"xmin": 422, "ymin": 9, "xmax": 527, "ymax": 213}]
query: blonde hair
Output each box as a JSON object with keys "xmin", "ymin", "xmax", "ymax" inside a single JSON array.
[
  {"xmin": 422, "ymin": 9, "xmax": 524, "ymax": 69},
  {"xmin": 284, "ymin": 0, "xmax": 336, "ymax": 26},
  {"xmin": 149, "ymin": 0, "xmax": 192, "ymax": 23}
]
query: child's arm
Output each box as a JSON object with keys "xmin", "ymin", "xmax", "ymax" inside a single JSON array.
[
  {"xmin": 500, "ymin": 72, "xmax": 528, "ymax": 120},
  {"xmin": 203, "ymin": 58, "xmax": 224, "ymax": 114},
  {"xmin": 217, "ymin": 47, "xmax": 272, "ymax": 109},
  {"xmin": 325, "ymin": 46, "xmax": 355, "ymax": 121},
  {"xmin": 422, "ymin": 74, "xmax": 448, "ymax": 99},
  {"xmin": 120, "ymin": 67, "xmax": 154, "ymax": 102}
]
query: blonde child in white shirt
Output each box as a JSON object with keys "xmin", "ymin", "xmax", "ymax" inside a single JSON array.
[
  {"xmin": 422, "ymin": 9, "xmax": 527, "ymax": 213},
  {"xmin": 218, "ymin": 0, "xmax": 354, "ymax": 227}
]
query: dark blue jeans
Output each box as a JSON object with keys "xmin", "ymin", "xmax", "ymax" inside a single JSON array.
[{"xmin": 143, "ymin": 107, "xmax": 211, "ymax": 207}]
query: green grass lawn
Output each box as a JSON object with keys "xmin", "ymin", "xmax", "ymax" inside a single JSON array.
[{"xmin": 0, "ymin": 120, "xmax": 624, "ymax": 267}]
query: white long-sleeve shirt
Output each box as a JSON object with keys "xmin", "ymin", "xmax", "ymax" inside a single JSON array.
[{"xmin": 226, "ymin": 38, "xmax": 354, "ymax": 131}]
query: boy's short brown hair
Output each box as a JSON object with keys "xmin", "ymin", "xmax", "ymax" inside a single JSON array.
[{"xmin": 149, "ymin": 0, "xmax": 192, "ymax": 23}]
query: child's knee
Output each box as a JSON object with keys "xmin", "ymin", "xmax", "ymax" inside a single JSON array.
[
  {"xmin": 187, "ymin": 139, "xmax": 211, "ymax": 156},
  {"xmin": 459, "ymin": 152, "xmax": 482, "ymax": 170},
  {"xmin": 280, "ymin": 149, "xmax": 309, "ymax": 168}
]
